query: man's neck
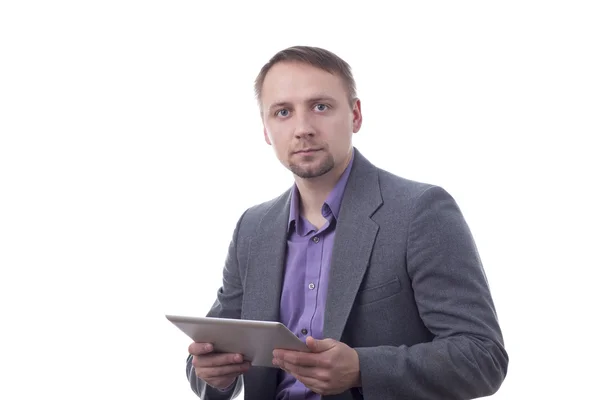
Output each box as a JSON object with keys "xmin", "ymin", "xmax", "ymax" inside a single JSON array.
[{"xmin": 294, "ymin": 153, "xmax": 352, "ymax": 219}]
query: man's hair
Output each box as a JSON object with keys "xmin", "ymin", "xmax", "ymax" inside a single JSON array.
[{"xmin": 254, "ymin": 45, "xmax": 357, "ymax": 108}]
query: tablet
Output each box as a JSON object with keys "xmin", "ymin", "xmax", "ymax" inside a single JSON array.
[{"xmin": 166, "ymin": 314, "xmax": 309, "ymax": 368}]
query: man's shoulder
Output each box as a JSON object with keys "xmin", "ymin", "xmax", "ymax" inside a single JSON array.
[
  {"xmin": 247, "ymin": 190, "xmax": 289, "ymax": 216},
  {"xmin": 235, "ymin": 187, "xmax": 292, "ymax": 233},
  {"xmin": 376, "ymin": 166, "xmax": 439, "ymax": 200},
  {"xmin": 354, "ymin": 148, "xmax": 442, "ymax": 201},
  {"xmin": 373, "ymin": 165, "xmax": 462, "ymax": 221}
]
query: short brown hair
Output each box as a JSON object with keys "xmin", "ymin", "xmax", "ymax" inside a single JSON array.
[{"xmin": 254, "ymin": 45, "xmax": 357, "ymax": 107}]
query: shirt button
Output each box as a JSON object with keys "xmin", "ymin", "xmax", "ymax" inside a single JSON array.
[
  {"xmin": 308, "ymin": 282, "xmax": 315, "ymax": 290},
  {"xmin": 301, "ymin": 328, "xmax": 308, "ymax": 335},
  {"xmin": 312, "ymin": 236, "xmax": 320, "ymax": 243}
]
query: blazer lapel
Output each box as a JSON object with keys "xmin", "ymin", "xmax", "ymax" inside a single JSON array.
[
  {"xmin": 242, "ymin": 191, "xmax": 291, "ymax": 322},
  {"xmin": 323, "ymin": 150, "xmax": 382, "ymax": 341}
]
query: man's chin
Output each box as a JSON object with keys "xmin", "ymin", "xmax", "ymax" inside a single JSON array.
[
  {"xmin": 289, "ymin": 164, "xmax": 333, "ymax": 179},
  {"xmin": 295, "ymin": 172, "xmax": 324, "ymax": 179}
]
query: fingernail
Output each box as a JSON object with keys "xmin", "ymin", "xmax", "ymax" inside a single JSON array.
[{"xmin": 204, "ymin": 344, "xmax": 212, "ymax": 352}]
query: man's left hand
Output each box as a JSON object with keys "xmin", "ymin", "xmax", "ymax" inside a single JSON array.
[{"xmin": 272, "ymin": 336, "xmax": 361, "ymax": 396}]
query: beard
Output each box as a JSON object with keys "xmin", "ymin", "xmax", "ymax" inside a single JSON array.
[{"xmin": 288, "ymin": 151, "xmax": 335, "ymax": 178}]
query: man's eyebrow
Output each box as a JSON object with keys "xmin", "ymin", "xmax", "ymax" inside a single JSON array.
[
  {"xmin": 306, "ymin": 95, "xmax": 337, "ymax": 104},
  {"xmin": 267, "ymin": 96, "xmax": 338, "ymax": 113},
  {"xmin": 267, "ymin": 101, "xmax": 291, "ymax": 113}
]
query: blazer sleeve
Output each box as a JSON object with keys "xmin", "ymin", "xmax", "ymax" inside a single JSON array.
[
  {"xmin": 185, "ymin": 211, "xmax": 247, "ymax": 400},
  {"xmin": 354, "ymin": 186, "xmax": 509, "ymax": 399}
]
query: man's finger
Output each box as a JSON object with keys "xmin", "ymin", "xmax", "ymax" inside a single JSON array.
[
  {"xmin": 188, "ymin": 342, "xmax": 213, "ymax": 356},
  {"xmin": 197, "ymin": 362, "xmax": 251, "ymax": 378},
  {"xmin": 194, "ymin": 353, "xmax": 245, "ymax": 368},
  {"xmin": 274, "ymin": 350, "xmax": 321, "ymax": 367},
  {"xmin": 306, "ymin": 337, "xmax": 336, "ymax": 353},
  {"xmin": 278, "ymin": 362, "xmax": 330, "ymax": 382}
]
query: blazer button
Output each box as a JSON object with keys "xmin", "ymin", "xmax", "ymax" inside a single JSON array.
[{"xmin": 301, "ymin": 328, "xmax": 308, "ymax": 335}]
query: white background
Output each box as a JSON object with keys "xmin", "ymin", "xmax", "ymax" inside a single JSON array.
[{"xmin": 1, "ymin": 1, "xmax": 598, "ymax": 399}]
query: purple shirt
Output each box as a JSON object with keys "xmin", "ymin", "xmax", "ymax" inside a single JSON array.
[{"xmin": 276, "ymin": 150, "xmax": 354, "ymax": 400}]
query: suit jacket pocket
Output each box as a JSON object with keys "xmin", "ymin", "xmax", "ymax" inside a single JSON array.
[{"xmin": 355, "ymin": 276, "xmax": 402, "ymax": 306}]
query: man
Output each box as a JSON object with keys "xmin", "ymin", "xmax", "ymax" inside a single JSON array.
[{"xmin": 185, "ymin": 45, "xmax": 508, "ymax": 399}]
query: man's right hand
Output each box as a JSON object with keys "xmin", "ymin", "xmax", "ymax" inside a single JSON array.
[{"xmin": 188, "ymin": 342, "xmax": 251, "ymax": 390}]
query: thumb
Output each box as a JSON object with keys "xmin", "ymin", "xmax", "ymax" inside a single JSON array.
[{"xmin": 306, "ymin": 336, "xmax": 336, "ymax": 353}]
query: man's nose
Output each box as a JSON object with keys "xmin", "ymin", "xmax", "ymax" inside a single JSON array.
[{"xmin": 293, "ymin": 112, "xmax": 316, "ymax": 139}]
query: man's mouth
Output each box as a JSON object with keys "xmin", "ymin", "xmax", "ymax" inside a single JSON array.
[{"xmin": 294, "ymin": 148, "xmax": 321, "ymax": 154}]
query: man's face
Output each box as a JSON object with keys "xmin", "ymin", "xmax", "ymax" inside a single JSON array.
[{"xmin": 260, "ymin": 61, "xmax": 362, "ymax": 179}]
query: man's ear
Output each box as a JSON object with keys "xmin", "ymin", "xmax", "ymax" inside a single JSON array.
[
  {"xmin": 263, "ymin": 127, "xmax": 272, "ymax": 145},
  {"xmin": 352, "ymin": 98, "xmax": 363, "ymax": 133}
]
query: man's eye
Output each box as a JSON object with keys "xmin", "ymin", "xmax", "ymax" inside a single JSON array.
[
  {"xmin": 315, "ymin": 104, "xmax": 328, "ymax": 112},
  {"xmin": 276, "ymin": 109, "xmax": 290, "ymax": 117}
]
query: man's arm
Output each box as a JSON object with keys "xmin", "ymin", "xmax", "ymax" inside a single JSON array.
[
  {"xmin": 185, "ymin": 212, "xmax": 247, "ymax": 400},
  {"xmin": 355, "ymin": 186, "xmax": 509, "ymax": 399}
]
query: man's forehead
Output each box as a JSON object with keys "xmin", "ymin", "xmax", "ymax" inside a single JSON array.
[
  {"xmin": 260, "ymin": 62, "xmax": 347, "ymax": 109},
  {"xmin": 265, "ymin": 60, "xmax": 332, "ymax": 78},
  {"xmin": 263, "ymin": 62, "xmax": 343, "ymax": 90}
]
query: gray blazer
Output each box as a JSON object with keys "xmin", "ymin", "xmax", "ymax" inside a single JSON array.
[{"xmin": 186, "ymin": 148, "xmax": 508, "ymax": 400}]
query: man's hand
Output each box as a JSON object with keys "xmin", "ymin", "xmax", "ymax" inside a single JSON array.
[
  {"xmin": 272, "ymin": 336, "xmax": 361, "ymax": 396},
  {"xmin": 188, "ymin": 342, "xmax": 250, "ymax": 390}
]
